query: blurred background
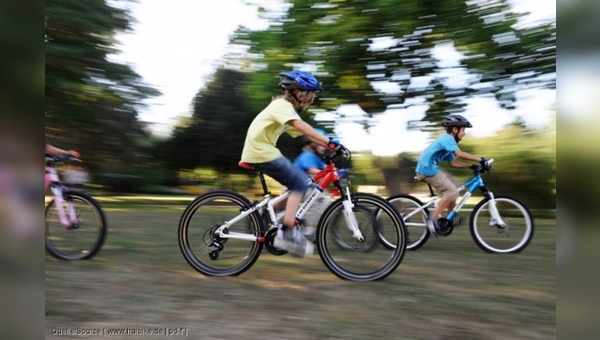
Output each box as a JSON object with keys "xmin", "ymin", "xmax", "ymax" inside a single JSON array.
[
  {"xmin": 2, "ymin": 0, "xmax": 580, "ymax": 337},
  {"xmin": 44, "ymin": 0, "xmax": 556, "ymax": 208}
]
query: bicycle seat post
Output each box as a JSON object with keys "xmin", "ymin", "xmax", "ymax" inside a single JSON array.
[
  {"xmin": 427, "ymin": 183, "xmax": 435, "ymax": 197},
  {"xmin": 258, "ymin": 172, "xmax": 270, "ymax": 197},
  {"xmin": 238, "ymin": 161, "xmax": 271, "ymax": 197},
  {"xmin": 414, "ymin": 175, "xmax": 436, "ymax": 197}
]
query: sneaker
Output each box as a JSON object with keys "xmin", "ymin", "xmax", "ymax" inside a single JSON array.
[
  {"xmin": 301, "ymin": 225, "xmax": 317, "ymax": 243},
  {"xmin": 273, "ymin": 227, "xmax": 314, "ymax": 258},
  {"xmin": 426, "ymin": 218, "xmax": 439, "ymax": 239}
]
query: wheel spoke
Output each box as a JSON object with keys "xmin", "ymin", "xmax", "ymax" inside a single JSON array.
[
  {"xmin": 178, "ymin": 191, "xmax": 262, "ymax": 276},
  {"xmin": 45, "ymin": 192, "xmax": 107, "ymax": 260},
  {"xmin": 470, "ymin": 196, "xmax": 534, "ymax": 253},
  {"xmin": 317, "ymin": 193, "xmax": 407, "ymax": 281}
]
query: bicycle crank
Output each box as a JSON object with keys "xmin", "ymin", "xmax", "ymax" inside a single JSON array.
[
  {"xmin": 436, "ymin": 218, "xmax": 454, "ymax": 237},
  {"xmin": 264, "ymin": 228, "xmax": 287, "ymax": 256}
]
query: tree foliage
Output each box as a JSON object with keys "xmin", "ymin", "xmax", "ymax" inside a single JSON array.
[
  {"xmin": 45, "ymin": 0, "xmax": 160, "ymax": 173},
  {"xmin": 157, "ymin": 69, "xmax": 254, "ymax": 173},
  {"xmin": 230, "ymin": 0, "xmax": 555, "ymax": 130}
]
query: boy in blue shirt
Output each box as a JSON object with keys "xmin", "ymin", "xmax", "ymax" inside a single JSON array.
[
  {"xmin": 293, "ymin": 128, "xmax": 328, "ymax": 175},
  {"xmin": 415, "ymin": 115, "xmax": 490, "ymax": 232}
]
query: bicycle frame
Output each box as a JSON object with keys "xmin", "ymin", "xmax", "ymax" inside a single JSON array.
[
  {"xmin": 213, "ymin": 161, "xmax": 364, "ymax": 243},
  {"xmin": 405, "ymin": 169, "xmax": 506, "ymax": 228}
]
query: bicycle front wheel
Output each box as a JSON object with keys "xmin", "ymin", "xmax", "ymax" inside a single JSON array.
[
  {"xmin": 470, "ymin": 195, "xmax": 534, "ymax": 253},
  {"xmin": 386, "ymin": 194, "xmax": 430, "ymax": 250},
  {"xmin": 317, "ymin": 193, "xmax": 407, "ymax": 281},
  {"xmin": 45, "ymin": 191, "xmax": 107, "ymax": 260},
  {"xmin": 178, "ymin": 190, "xmax": 262, "ymax": 276}
]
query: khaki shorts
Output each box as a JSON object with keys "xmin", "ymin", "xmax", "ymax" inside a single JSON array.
[{"xmin": 416, "ymin": 171, "xmax": 459, "ymax": 201}]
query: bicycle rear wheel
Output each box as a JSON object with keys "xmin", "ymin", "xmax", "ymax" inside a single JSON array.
[
  {"xmin": 45, "ymin": 191, "xmax": 107, "ymax": 260},
  {"xmin": 317, "ymin": 193, "xmax": 407, "ymax": 281},
  {"xmin": 178, "ymin": 190, "xmax": 262, "ymax": 276},
  {"xmin": 470, "ymin": 195, "xmax": 534, "ymax": 253},
  {"xmin": 386, "ymin": 194, "xmax": 430, "ymax": 250}
]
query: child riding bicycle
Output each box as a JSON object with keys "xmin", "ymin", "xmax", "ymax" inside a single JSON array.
[
  {"xmin": 415, "ymin": 114, "xmax": 491, "ymax": 232},
  {"xmin": 240, "ymin": 70, "xmax": 341, "ymax": 257}
]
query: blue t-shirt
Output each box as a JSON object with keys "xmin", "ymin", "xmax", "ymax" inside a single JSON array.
[
  {"xmin": 415, "ymin": 133, "xmax": 459, "ymax": 177},
  {"xmin": 293, "ymin": 150, "xmax": 326, "ymax": 174}
]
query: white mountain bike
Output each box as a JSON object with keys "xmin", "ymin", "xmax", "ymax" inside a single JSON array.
[{"xmin": 178, "ymin": 147, "xmax": 407, "ymax": 281}]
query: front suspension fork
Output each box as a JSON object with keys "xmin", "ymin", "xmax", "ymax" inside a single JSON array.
[
  {"xmin": 485, "ymin": 192, "xmax": 507, "ymax": 228},
  {"xmin": 341, "ymin": 187, "xmax": 365, "ymax": 242},
  {"xmin": 50, "ymin": 185, "xmax": 78, "ymax": 228}
]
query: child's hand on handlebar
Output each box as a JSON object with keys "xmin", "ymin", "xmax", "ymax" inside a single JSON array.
[{"xmin": 328, "ymin": 137, "xmax": 340, "ymax": 150}]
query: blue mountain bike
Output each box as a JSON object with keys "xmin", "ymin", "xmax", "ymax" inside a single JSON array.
[{"xmin": 386, "ymin": 159, "xmax": 534, "ymax": 253}]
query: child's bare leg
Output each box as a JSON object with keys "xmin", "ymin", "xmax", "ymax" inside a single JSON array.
[
  {"xmin": 433, "ymin": 197, "xmax": 453, "ymax": 220},
  {"xmin": 283, "ymin": 191, "xmax": 302, "ymax": 228}
]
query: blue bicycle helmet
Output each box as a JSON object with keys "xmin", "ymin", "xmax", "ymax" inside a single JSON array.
[{"xmin": 278, "ymin": 70, "xmax": 323, "ymax": 92}]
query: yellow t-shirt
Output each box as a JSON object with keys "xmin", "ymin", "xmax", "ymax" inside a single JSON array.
[{"xmin": 241, "ymin": 98, "xmax": 303, "ymax": 163}]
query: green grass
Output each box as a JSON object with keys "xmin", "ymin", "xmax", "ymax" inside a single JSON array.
[{"xmin": 45, "ymin": 204, "xmax": 555, "ymax": 339}]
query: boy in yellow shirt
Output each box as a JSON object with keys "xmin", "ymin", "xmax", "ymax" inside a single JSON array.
[{"xmin": 241, "ymin": 70, "xmax": 340, "ymax": 257}]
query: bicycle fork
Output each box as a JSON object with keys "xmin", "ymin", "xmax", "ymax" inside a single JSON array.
[
  {"xmin": 340, "ymin": 188, "xmax": 365, "ymax": 242},
  {"xmin": 50, "ymin": 185, "xmax": 79, "ymax": 228},
  {"xmin": 299, "ymin": 184, "xmax": 365, "ymax": 242},
  {"xmin": 485, "ymin": 192, "xmax": 507, "ymax": 228}
]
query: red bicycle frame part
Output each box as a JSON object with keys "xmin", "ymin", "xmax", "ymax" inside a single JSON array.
[{"xmin": 311, "ymin": 163, "xmax": 340, "ymax": 190}]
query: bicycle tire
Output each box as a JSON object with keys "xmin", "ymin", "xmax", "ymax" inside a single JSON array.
[
  {"xmin": 470, "ymin": 195, "xmax": 534, "ymax": 253},
  {"xmin": 45, "ymin": 191, "xmax": 107, "ymax": 260},
  {"xmin": 316, "ymin": 193, "xmax": 407, "ymax": 281},
  {"xmin": 386, "ymin": 194, "xmax": 430, "ymax": 250},
  {"xmin": 178, "ymin": 190, "xmax": 263, "ymax": 276}
]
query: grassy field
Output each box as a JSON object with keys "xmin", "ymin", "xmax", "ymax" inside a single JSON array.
[{"xmin": 45, "ymin": 201, "xmax": 555, "ymax": 339}]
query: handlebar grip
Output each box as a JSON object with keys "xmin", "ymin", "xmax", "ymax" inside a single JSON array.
[{"xmin": 325, "ymin": 144, "xmax": 351, "ymax": 163}]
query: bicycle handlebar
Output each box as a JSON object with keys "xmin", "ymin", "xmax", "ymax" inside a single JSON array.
[
  {"xmin": 471, "ymin": 158, "xmax": 494, "ymax": 175},
  {"xmin": 325, "ymin": 145, "xmax": 351, "ymax": 164},
  {"xmin": 45, "ymin": 153, "xmax": 82, "ymax": 165}
]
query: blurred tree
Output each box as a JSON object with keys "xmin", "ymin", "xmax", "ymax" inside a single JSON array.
[
  {"xmin": 231, "ymin": 0, "xmax": 555, "ymax": 132},
  {"xmin": 158, "ymin": 69, "xmax": 253, "ymax": 174},
  {"xmin": 160, "ymin": 67, "xmax": 320, "ymax": 176},
  {"xmin": 157, "ymin": 1, "xmax": 555, "ymax": 204},
  {"xmin": 212, "ymin": 0, "xmax": 554, "ymax": 197},
  {"xmin": 45, "ymin": 0, "xmax": 160, "ymax": 174}
]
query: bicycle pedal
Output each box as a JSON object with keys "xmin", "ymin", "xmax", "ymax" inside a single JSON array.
[{"xmin": 426, "ymin": 219, "xmax": 439, "ymax": 239}]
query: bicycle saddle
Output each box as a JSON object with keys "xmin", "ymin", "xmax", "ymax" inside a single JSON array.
[{"xmin": 238, "ymin": 161, "xmax": 254, "ymax": 171}]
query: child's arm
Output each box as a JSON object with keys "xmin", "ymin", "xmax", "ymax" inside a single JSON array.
[
  {"xmin": 45, "ymin": 144, "xmax": 80, "ymax": 157},
  {"xmin": 289, "ymin": 119, "xmax": 337, "ymax": 149},
  {"xmin": 449, "ymin": 150, "xmax": 486, "ymax": 169}
]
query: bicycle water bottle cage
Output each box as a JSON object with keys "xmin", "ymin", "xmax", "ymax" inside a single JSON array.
[{"xmin": 238, "ymin": 160, "xmax": 270, "ymax": 195}]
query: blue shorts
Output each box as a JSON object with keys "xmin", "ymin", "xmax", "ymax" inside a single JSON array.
[{"xmin": 250, "ymin": 157, "xmax": 309, "ymax": 193}]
